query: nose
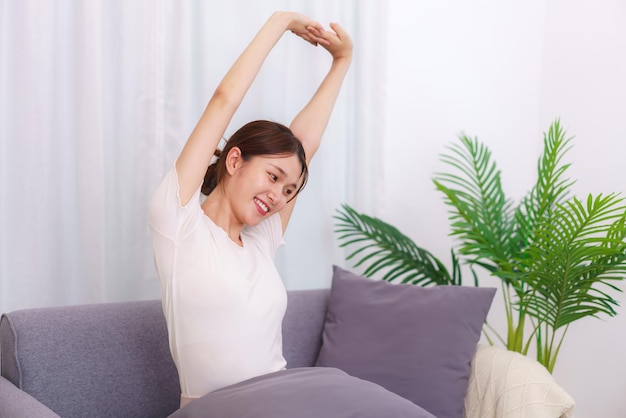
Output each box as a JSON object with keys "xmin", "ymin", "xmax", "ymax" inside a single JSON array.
[{"xmin": 268, "ymin": 185, "xmax": 283, "ymax": 205}]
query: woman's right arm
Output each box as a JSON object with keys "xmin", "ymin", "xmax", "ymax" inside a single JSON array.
[{"xmin": 175, "ymin": 12, "xmax": 326, "ymax": 206}]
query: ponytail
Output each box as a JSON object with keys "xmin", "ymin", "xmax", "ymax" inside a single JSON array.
[{"xmin": 201, "ymin": 149, "xmax": 222, "ymax": 196}]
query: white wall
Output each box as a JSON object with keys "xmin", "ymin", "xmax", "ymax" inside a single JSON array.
[{"xmin": 382, "ymin": 1, "xmax": 626, "ymax": 416}]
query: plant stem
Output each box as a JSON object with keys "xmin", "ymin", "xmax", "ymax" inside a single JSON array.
[
  {"xmin": 547, "ymin": 325, "xmax": 569, "ymax": 373},
  {"xmin": 483, "ymin": 321, "xmax": 506, "ymax": 346}
]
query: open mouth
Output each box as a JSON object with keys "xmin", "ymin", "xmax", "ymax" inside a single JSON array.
[{"xmin": 254, "ymin": 197, "xmax": 269, "ymax": 215}]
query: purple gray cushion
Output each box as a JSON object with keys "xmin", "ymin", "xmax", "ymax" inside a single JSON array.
[
  {"xmin": 169, "ymin": 367, "xmax": 435, "ymax": 418},
  {"xmin": 315, "ymin": 266, "xmax": 496, "ymax": 418}
]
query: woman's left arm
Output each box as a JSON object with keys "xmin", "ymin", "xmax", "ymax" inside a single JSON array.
[
  {"xmin": 289, "ymin": 23, "xmax": 353, "ymax": 163},
  {"xmin": 280, "ymin": 23, "xmax": 353, "ymax": 230}
]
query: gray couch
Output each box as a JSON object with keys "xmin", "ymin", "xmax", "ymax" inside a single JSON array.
[
  {"xmin": 0, "ymin": 288, "xmax": 575, "ymax": 418},
  {"xmin": 0, "ymin": 289, "xmax": 329, "ymax": 418}
]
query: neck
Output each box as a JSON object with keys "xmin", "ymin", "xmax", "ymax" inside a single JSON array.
[{"xmin": 201, "ymin": 189, "xmax": 244, "ymax": 246}]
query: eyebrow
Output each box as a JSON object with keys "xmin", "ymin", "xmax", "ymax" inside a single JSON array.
[{"xmin": 270, "ymin": 164, "xmax": 298, "ymax": 189}]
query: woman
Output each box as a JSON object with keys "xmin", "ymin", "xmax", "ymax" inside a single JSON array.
[{"xmin": 149, "ymin": 11, "xmax": 352, "ymax": 408}]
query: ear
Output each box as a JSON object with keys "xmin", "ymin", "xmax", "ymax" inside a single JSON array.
[{"xmin": 225, "ymin": 147, "xmax": 244, "ymax": 175}]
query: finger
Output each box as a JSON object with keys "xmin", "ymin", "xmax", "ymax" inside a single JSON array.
[
  {"xmin": 302, "ymin": 32, "xmax": 318, "ymax": 46},
  {"xmin": 293, "ymin": 31, "xmax": 318, "ymax": 47},
  {"xmin": 329, "ymin": 22, "xmax": 349, "ymax": 41},
  {"xmin": 307, "ymin": 27, "xmax": 332, "ymax": 46},
  {"xmin": 308, "ymin": 22, "xmax": 325, "ymax": 34},
  {"xmin": 307, "ymin": 26, "xmax": 330, "ymax": 45}
]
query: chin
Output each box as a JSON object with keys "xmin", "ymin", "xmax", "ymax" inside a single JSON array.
[{"xmin": 245, "ymin": 214, "xmax": 266, "ymax": 227}]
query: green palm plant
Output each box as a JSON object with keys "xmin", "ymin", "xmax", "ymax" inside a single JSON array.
[{"xmin": 335, "ymin": 119, "xmax": 626, "ymax": 373}]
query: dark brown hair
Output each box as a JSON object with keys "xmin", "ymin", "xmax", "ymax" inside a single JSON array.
[{"xmin": 202, "ymin": 120, "xmax": 308, "ymax": 199}]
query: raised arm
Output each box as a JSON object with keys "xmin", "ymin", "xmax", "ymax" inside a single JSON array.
[
  {"xmin": 280, "ymin": 23, "xmax": 353, "ymax": 230},
  {"xmin": 175, "ymin": 12, "xmax": 327, "ymax": 206}
]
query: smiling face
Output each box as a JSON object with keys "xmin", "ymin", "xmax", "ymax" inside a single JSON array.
[{"xmin": 226, "ymin": 152, "xmax": 304, "ymax": 227}]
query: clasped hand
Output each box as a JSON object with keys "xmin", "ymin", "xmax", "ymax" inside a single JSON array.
[{"xmin": 286, "ymin": 12, "xmax": 353, "ymax": 61}]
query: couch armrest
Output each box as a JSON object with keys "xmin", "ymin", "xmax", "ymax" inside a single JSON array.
[
  {"xmin": 0, "ymin": 376, "xmax": 60, "ymax": 418},
  {"xmin": 464, "ymin": 344, "xmax": 575, "ymax": 418}
]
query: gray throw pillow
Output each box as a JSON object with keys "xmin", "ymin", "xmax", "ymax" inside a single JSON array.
[
  {"xmin": 315, "ymin": 266, "xmax": 496, "ymax": 418},
  {"xmin": 169, "ymin": 367, "xmax": 435, "ymax": 418}
]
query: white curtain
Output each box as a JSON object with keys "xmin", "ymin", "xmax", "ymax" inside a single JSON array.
[{"xmin": 0, "ymin": 0, "xmax": 386, "ymax": 313}]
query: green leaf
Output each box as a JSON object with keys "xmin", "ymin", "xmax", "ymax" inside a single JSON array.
[{"xmin": 334, "ymin": 204, "xmax": 457, "ymax": 286}]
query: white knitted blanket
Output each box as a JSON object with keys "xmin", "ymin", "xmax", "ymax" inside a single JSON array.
[{"xmin": 464, "ymin": 344, "xmax": 575, "ymax": 418}]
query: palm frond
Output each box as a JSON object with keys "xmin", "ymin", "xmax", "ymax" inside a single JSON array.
[
  {"xmin": 516, "ymin": 193, "xmax": 626, "ymax": 329},
  {"xmin": 433, "ymin": 135, "xmax": 515, "ymax": 271},
  {"xmin": 334, "ymin": 204, "xmax": 457, "ymax": 286},
  {"xmin": 514, "ymin": 119, "xmax": 575, "ymax": 250}
]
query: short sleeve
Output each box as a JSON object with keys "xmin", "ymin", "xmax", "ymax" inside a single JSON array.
[{"xmin": 148, "ymin": 167, "xmax": 203, "ymax": 241}]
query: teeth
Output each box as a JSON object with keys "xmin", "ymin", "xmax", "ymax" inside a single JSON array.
[{"xmin": 255, "ymin": 198, "xmax": 269, "ymax": 213}]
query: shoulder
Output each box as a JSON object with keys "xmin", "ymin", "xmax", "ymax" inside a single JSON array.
[
  {"xmin": 243, "ymin": 214, "xmax": 284, "ymax": 255},
  {"xmin": 149, "ymin": 166, "xmax": 204, "ymax": 239}
]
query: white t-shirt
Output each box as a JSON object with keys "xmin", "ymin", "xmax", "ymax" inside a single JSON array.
[{"xmin": 148, "ymin": 167, "xmax": 287, "ymax": 399}]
